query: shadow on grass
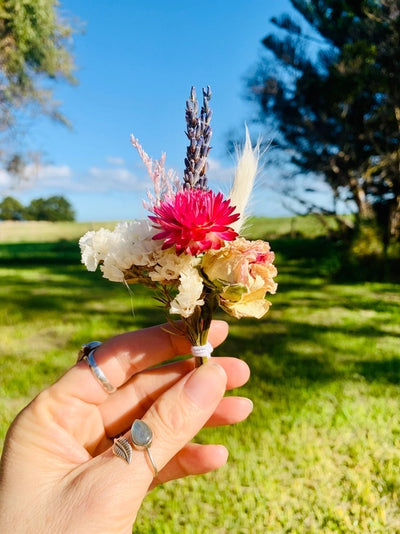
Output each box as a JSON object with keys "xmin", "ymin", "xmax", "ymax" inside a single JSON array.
[
  {"xmin": 224, "ymin": 315, "xmax": 400, "ymax": 386},
  {"xmin": 2, "ymin": 238, "xmax": 399, "ymax": 388},
  {"xmin": 0, "ymin": 240, "xmax": 80, "ymax": 265},
  {"xmin": 271, "ymin": 235, "xmax": 400, "ymax": 283},
  {"xmin": 1, "ymin": 267, "xmax": 167, "ymax": 334}
]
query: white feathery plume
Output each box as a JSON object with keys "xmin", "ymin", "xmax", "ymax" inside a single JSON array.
[{"xmin": 229, "ymin": 125, "xmax": 260, "ymax": 233}]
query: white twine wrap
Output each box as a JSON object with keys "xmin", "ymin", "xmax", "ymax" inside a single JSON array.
[{"xmin": 190, "ymin": 342, "xmax": 213, "ymax": 359}]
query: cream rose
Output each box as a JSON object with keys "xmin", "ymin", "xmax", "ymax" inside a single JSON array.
[{"xmin": 202, "ymin": 237, "xmax": 278, "ymax": 319}]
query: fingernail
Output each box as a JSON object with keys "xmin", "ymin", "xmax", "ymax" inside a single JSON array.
[
  {"xmin": 184, "ymin": 362, "xmax": 227, "ymax": 408},
  {"xmin": 243, "ymin": 398, "xmax": 254, "ymax": 413}
]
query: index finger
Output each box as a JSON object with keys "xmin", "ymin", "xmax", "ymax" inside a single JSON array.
[{"xmin": 52, "ymin": 320, "xmax": 229, "ymax": 404}]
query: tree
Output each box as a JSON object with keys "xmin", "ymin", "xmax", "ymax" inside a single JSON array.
[
  {"xmin": 0, "ymin": 194, "xmax": 24, "ymax": 219},
  {"xmin": 0, "ymin": 0, "xmax": 77, "ymax": 181},
  {"xmin": 247, "ymin": 0, "xmax": 400, "ymax": 247},
  {"xmin": 25, "ymin": 195, "xmax": 75, "ymax": 221}
]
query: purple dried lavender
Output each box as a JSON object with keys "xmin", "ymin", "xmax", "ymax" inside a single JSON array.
[{"xmin": 183, "ymin": 86, "xmax": 213, "ymax": 190}]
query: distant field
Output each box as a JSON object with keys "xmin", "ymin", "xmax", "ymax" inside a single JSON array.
[
  {"xmin": 0, "ymin": 220, "xmax": 117, "ymax": 243},
  {"xmin": 0, "ymin": 215, "xmax": 344, "ymax": 244}
]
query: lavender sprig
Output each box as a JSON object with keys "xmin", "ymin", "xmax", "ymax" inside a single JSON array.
[{"xmin": 183, "ymin": 86, "xmax": 213, "ymax": 190}]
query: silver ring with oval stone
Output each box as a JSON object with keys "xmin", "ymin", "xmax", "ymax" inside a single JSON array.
[
  {"xmin": 77, "ymin": 341, "xmax": 117, "ymax": 394},
  {"xmin": 112, "ymin": 419, "xmax": 158, "ymax": 477}
]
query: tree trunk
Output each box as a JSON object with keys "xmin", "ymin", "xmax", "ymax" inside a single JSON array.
[
  {"xmin": 389, "ymin": 197, "xmax": 400, "ymax": 241},
  {"xmin": 349, "ymin": 175, "xmax": 375, "ymax": 221}
]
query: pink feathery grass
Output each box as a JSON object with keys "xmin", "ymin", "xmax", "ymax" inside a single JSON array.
[
  {"xmin": 149, "ymin": 189, "xmax": 240, "ymax": 255},
  {"xmin": 130, "ymin": 134, "xmax": 179, "ymax": 208}
]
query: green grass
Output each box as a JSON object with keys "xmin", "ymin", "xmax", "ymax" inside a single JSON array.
[
  {"xmin": 0, "ymin": 219, "xmax": 117, "ymax": 243},
  {"xmin": 1, "ymin": 219, "xmax": 400, "ymax": 533}
]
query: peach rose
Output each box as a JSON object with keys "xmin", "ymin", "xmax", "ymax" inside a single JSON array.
[{"xmin": 202, "ymin": 237, "xmax": 278, "ymax": 319}]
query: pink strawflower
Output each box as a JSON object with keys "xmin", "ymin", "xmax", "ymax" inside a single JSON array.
[{"xmin": 149, "ymin": 189, "xmax": 240, "ymax": 255}]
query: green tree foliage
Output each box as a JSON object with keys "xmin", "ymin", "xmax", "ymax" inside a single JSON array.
[
  {"xmin": 247, "ymin": 0, "xmax": 400, "ymax": 246},
  {"xmin": 0, "ymin": 0, "xmax": 77, "ymax": 178},
  {"xmin": 0, "ymin": 194, "xmax": 76, "ymax": 221},
  {"xmin": 0, "ymin": 194, "xmax": 24, "ymax": 219},
  {"xmin": 24, "ymin": 195, "xmax": 75, "ymax": 221}
]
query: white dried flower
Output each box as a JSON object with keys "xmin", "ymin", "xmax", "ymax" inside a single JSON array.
[
  {"xmin": 79, "ymin": 228, "xmax": 115, "ymax": 271},
  {"xmin": 169, "ymin": 268, "xmax": 204, "ymax": 318},
  {"xmin": 149, "ymin": 248, "xmax": 201, "ymax": 283},
  {"xmin": 105, "ymin": 220, "xmax": 159, "ymax": 268},
  {"xmin": 80, "ymin": 220, "xmax": 159, "ymax": 282},
  {"xmin": 100, "ymin": 262, "xmax": 125, "ymax": 283}
]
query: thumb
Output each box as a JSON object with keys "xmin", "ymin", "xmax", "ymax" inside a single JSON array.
[{"xmin": 141, "ymin": 360, "xmax": 228, "ymax": 475}]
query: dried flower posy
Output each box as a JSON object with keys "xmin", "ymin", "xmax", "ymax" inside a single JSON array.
[{"xmin": 79, "ymin": 86, "xmax": 277, "ymax": 363}]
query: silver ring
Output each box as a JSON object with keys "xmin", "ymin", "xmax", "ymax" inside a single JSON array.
[
  {"xmin": 112, "ymin": 420, "xmax": 158, "ymax": 477},
  {"xmin": 131, "ymin": 420, "xmax": 158, "ymax": 477},
  {"xmin": 78, "ymin": 341, "xmax": 117, "ymax": 394}
]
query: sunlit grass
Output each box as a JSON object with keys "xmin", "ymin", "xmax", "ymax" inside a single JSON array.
[
  {"xmin": 1, "ymin": 220, "xmax": 400, "ymax": 533},
  {"xmin": 0, "ymin": 214, "xmax": 347, "ymax": 244},
  {"xmin": 0, "ymin": 220, "xmax": 117, "ymax": 243}
]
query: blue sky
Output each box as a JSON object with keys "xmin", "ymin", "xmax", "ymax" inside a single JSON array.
[{"xmin": 1, "ymin": 0, "xmax": 319, "ymax": 222}]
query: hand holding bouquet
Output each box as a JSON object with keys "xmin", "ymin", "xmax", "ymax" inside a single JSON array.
[{"xmin": 80, "ymin": 87, "xmax": 277, "ymax": 363}]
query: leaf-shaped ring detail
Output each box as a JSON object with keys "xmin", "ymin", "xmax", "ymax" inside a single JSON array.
[{"xmin": 112, "ymin": 437, "xmax": 133, "ymax": 464}]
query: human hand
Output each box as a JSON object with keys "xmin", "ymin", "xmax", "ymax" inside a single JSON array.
[{"xmin": 0, "ymin": 321, "xmax": 252, "ymax": 534}]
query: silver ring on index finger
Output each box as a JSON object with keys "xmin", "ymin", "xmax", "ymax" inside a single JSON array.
[{"xmin": 78, "ymin": 341, "xmax": 117, "ymax": 394}]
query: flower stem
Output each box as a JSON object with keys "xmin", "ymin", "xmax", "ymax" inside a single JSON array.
[{"xmin": 184, "ymin": 286, "xmax": 218, "ymax": 366}]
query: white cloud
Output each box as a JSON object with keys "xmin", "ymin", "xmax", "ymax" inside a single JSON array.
[
  {"xmin": 0, "ymin": 154, "xmax": 237, "ymax": 197},
  {"xmin": 0, "ymin": 163, "xmax": 73, "ymax": 194},
  {"xmin": 23, "ymin": 163, "xmax": 72, "ymax": 184},
  {"xmin": 0, "ymin": 154, "xmax": 294, "ymax": 221},
  {"xmin": 0, "ymin": 168, "xmax": 12, "ymax": 188},
  {"xmin": 106, "ymin": 156, "xmax": 125, "ymax": 166},
  {"xmin": 0, "ymin": 159, "xmax": 149, "ymax": 196},
  {"xmin": 87, "ymin": 166, "xmax": 147, "ymax": 192}
]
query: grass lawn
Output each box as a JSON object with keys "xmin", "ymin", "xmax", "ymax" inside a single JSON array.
[{"xmin": 1, "ymin": 218, "xmax": 400, "ymax": 533}]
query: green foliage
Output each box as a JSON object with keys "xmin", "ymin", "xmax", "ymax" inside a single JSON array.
[
  {"xmin": 0, "ymin": 0, "xmax": 76, "ymax": 117},
  {"xmin": 0, "ymin": 195, "xmax": 24, "ymax": 219},
  {"xmin": 350, "ymin": 219, "xmax": 385, "ymax": 259},
  {"xmin": 1, "ymin": 219, "xmax": 400, "ymax": 532},
  {"xmin": 0, "ymin": 0, "xmax": 77, "ymax": 175},
  {"xmin": 24, "ymin": 195, "xmax": 75, "ymax": 221},
  {"xmin": 248, "ymin": 0, "xmax": 400, "ymax": 246},
  {"xmin": 0, "ymin": 194, "xmax": 75, "ymax": 221},
  {"xmin": 1, "ymin": 0, "xmax": 75, "ymax": 77}
]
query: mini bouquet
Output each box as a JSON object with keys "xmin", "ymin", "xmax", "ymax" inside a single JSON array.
[{"xmin": 79, "ymin": 87, "xmax": 277, "ymax": 364}]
